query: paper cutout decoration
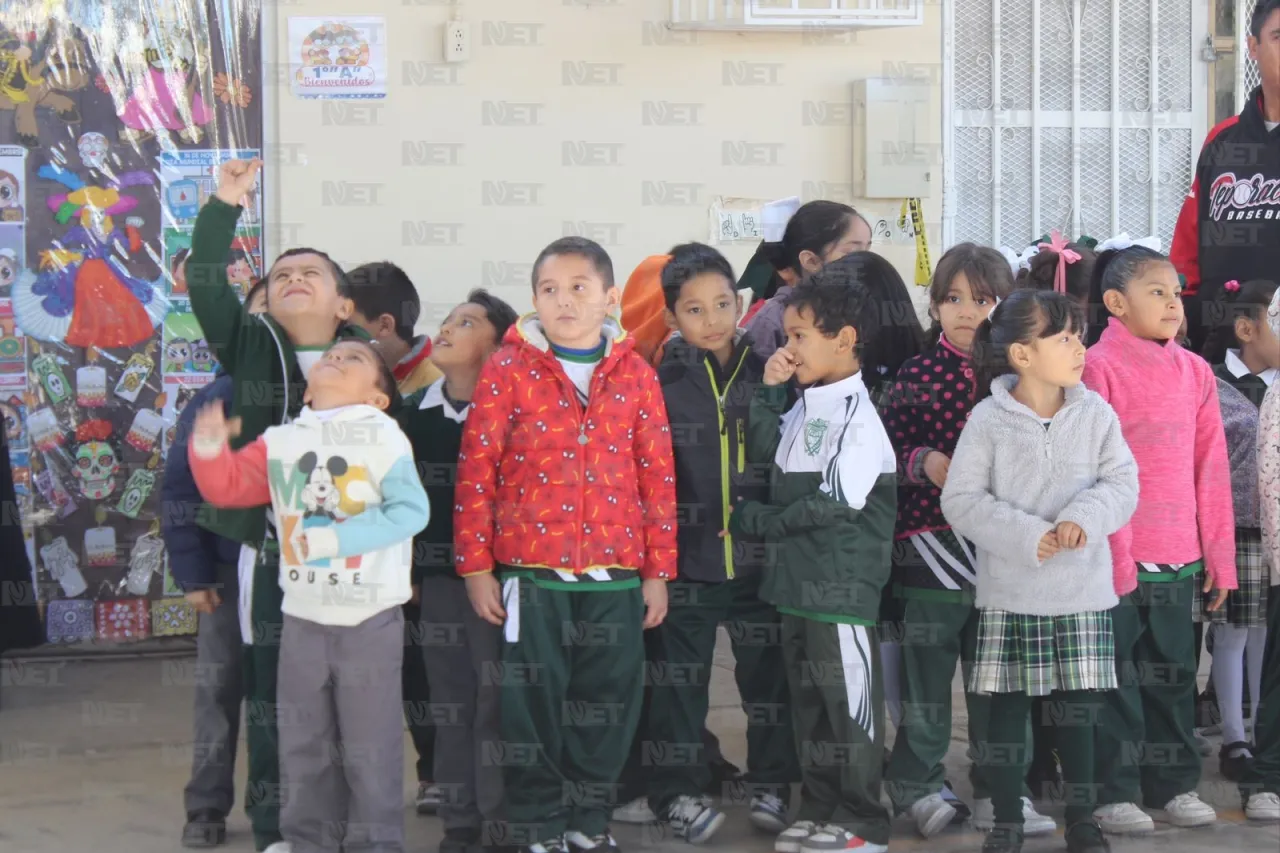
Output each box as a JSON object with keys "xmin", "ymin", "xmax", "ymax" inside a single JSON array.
[
  {"xmin": 10, "ymin": 164, "xmax": 165, "ymax": 348},
  {"xmin": 77, "ymin": 131, "xmax": 108, "ymax": 171},
  {"xmin": 0, "ymin": 28, "xmax": 92, "ymax": 148},
  {"xmin": 46, "ymin": 599, "xmax": 95, "ymax": 643},
  {"xmin": 84, "ymin": 524, "xmax": 117, "ymax": 567},
  {"xmin": 34, "ymin": 465, "xmax": 77, "ymax": 518},
  {"xmin": 28, "ymin": 406, "xmax": 63, "ymax": 451},
  {"xmin": 761, "ymin": 196, "xmax": 801, "ymax": 243},
  {"xmin": 31, "ymin": 352, "xmax": 70, "ymax": 403},
  {"xmin": 72, "ymin": 419, "xmax": 119, "ymax": 499},
  {"xmin": 95, "ymin": 598, "xmax": 151, "ymax": 642},
  {"xmin": 151, "ymin": 600, "xmax": 198, "ymax": 636},
  {"xmin": 114, "ymin": 351, "xmax": 154, "ymax": 403},
  {"xmin": 76, "ymin": 363, "xmax": 107, "ymax": 407},
  {"xmin": 125, "ymin": 408, "xmax": 164, "ymax": 452},
  {"xmin": 40, "ymin": 535, "xmax": 87, "ymax": 598},
  {"xmin": 125, "ymin": 529, "xmax": 165, "ymax": 595},
  {"xmin": 117, "ymin": 20, "xmax": 212, "ymax": 144},
  {"xmin": 117, "ymin": 467, "xmax": 157, "ymax": 518}
]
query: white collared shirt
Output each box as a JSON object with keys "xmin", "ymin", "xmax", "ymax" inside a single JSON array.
[{"xmin": 1226, "ymin": 349, "xmax": 1277, "ymax": 388}]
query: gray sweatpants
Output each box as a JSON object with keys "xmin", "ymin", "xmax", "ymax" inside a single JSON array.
[
  {"xmin": 184, "ymin": 562, "xmax": 243, "ymax": 818},
  {"xmin": 278, "ymin": 608, "xmax": 405, "ymax": 853},
  {"xmin": 420, "ymin": 576, "xmax": 504, "ymax": 835}
]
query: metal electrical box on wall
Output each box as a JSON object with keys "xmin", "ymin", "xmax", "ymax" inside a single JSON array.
[{"xmin": 853, "ymin": 79, "xmax": 933, "ymax": 199}]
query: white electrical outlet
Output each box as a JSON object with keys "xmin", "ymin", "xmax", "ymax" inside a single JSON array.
[{"xmin": 445, "ymin": 22, "xmax": 469, "ymax": 63}]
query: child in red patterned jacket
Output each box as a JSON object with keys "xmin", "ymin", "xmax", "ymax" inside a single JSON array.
[{"xmin": 454, "ymin": 237, "xmax": 677, "ymax": 853}]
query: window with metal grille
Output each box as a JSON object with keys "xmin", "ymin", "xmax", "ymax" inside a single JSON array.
[
  {"xmin": 943, "ymin": 0, "xmax": 1208, "ymax": 250},
  {"xmin": 668, "ymin": 0, "xmax": 923, "ymax": 29}
]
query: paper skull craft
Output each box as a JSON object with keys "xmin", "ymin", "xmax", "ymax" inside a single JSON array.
[
  {"xmin": 78, "ymin": 132, "xmax": 108, "ymax": 171},
  {"xmin": 73, "ymin": 419, "xmax": 119, "ymax": 500}
]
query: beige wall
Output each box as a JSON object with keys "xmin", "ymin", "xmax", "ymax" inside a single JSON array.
[{"xmin": 264, "ymin": 0, "xmax": 942, "ymax": 331}]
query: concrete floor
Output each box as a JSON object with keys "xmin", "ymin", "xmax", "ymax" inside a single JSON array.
[{"xmin": 1, "ymin": 635, "xmax": 1278, "ymax": 853}]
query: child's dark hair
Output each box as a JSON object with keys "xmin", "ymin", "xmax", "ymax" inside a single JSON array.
[
  {"xmin": 464, "ymin": 288, "xmax": 519, "ymax": 343},
  {"xmin": 270, "ymin": 247, "xmax": 352, "ymax": 297},
  {"xmin": 784, "ymin": 279, "xmax": 872, "ymax": 353},
  {"xmin": 660, "ymin": 242, "xmax": 736, "ymax": 311},
  {"xmin": 1201, "ymin": 278, "xmax": 1279, "ymax": 364},
  {"xmin": 926, "ymin": 243, "xmax": 1016, "ymax": 343},
  {"xmin": 347, "ymin": 262, "xmax": 421, "ymax": 344},
  {"xmin": 1016, "ymin": 241, "xmax": 1096, "ymax": 304},
  {"xmin": 972, "ymin": 290, "xmax": 1085, "ymax": 400},
  {"xmin": 760, "ymin": 200, "xmax": 860, "ymax": 278},
  {"xmin": 244, "ymin": 277, "xmax": 267, "ymax": 308},
  {"xmin": 1085, "ymin": 245, "xmax": 1171, "ymax": 345},
  {"xmin": 1253, "ymin": 0, "xmax": 1280, "ymax": 37},
  {"xmin": 532, "ymin": 237, "xmax": 615, "ymax": 290},
  {"xmin": 332, "ymin": 339, "xmax": 400, "ymax": 409},
  {"xmin": 813, "ymin": 252, "xmax": 926, "ymax": 389}
]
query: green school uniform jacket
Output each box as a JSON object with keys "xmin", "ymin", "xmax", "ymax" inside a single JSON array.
[
  {"xmin": 397, "ymin": 380, "xmax": 467, "ymax": 585},
  {"xmin": 730, "ymin": 377, "xmax": 898, "ymax": 625},
  {"xmin": 187, "ymin": 197, "xmax": 369, "ymax": 546}
]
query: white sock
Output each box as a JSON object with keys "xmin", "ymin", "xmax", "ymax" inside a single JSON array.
[
  {"xmin": 1211, "ymin": 623, "xmax": 1252, "ymax": 749},
  {"xmin": 881, "ymin": 640, "xmax": 903, "ymax": 729}
]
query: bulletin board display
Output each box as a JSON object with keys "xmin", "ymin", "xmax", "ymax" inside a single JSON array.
[{"xmin": 0, "ymin": 1, "xmax": 264, "ymax": 643}]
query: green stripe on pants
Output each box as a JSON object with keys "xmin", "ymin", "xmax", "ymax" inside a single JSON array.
[
  {"xmin": 783, "ymin": 613, "xmax": 890, "ymax": 845},
  {"xmin": 645, "ymin": 576, "xmax": 798, "ymax": 814},
  {"xmin": 1094, "ymin": 578, "xmax": 1200, "ymax": 808},
  {"xmin": 243, "ymin": 548, "xmax": 284, "ymax": 852},
  {"xmin": 499, "ymin": 578, "xmax": 644, "ymax": 844}
]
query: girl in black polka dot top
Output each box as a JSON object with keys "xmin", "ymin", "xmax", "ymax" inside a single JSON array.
[{"xmin": 881, "ymin": 244, "xmax": 1032, "ymax": 835}]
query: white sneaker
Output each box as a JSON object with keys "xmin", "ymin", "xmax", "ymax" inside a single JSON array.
[
  {"xmin": 970, "ymin": 797, "xmax": 1055, "ymax": 835},
  {"xmin": 664, "ymin": 794, "xmax": 726, "ymax": 845},
  {"xmin": 1245, "ymin": 792, "xmax": 1280, "ymax": 821},
  {"xmin": 1161, "ymin": 792, "xmax": 1216, "ymax": 827},
  {"xmin": 800, "ymin": 824, "xmax": 888, "ymax": 853},
  {"xmin": 1093, "ymin": 802, "xmax": 1155, "ymax": 834},
  {"xmin": 908, "ymin": 792, "xmax": 956, "ymax": 838},
  {"xmin": 775, "ymin": 820, "xmax": 819, "ymax": 853},
  {"xmin": 263, "ymin": 844, "xmax": 292, "ymax": 853},
  {"xmin": 611, "ymin": 796, "xmax": 657, "ymax": 824}
]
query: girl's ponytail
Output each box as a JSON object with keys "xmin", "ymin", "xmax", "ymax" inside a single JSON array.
[
  {"xmin": 970, "ymin": 311, "xmax": 1006, "ymax": 402},
  {"xmin": 1084, "ymin": 245, "xmax": 1166, "ymax": 346}
]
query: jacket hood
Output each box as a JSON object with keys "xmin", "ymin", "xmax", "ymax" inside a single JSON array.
[
  {"xmin": 507, "ymin": 313, "xmax": 632, "ymax": 357},
  {"xmin": 1240, "ymin": 86, "xmax": 1280, "ymax": 139},
  {"xmin": 988, "ymin": 373, "xmax": 1087, "ymax": 420},
  {"xmin": 294, "ymin": 403, "xmax": 394, "ymax": 426}
]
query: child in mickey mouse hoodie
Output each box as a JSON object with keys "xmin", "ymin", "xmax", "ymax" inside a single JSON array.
[{"xmin": 190, "ymin": 338, "xmax": 429, "ymax": 853}]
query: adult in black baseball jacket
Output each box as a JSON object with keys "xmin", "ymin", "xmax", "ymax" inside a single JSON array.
[{"xmin": 1171, "ymin": 0, "xmax": 1280, "ymax": 351}]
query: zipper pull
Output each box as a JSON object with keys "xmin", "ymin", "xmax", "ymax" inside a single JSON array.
[{"xmin": 578, "ymin": 423, "xmax": 588, "ymax": 446}]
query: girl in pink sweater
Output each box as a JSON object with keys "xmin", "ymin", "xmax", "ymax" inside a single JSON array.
[{"xmin": 1081, "ymin": 245, "xmax": 1237, "ymax": 835}]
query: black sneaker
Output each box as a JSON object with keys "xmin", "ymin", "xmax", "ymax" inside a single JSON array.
[
  {"xmin": 521, "ymin": 837, "xmax": 567, "ymax": 853},
  {"xmin": 441, "ymin": 827, "xmax": 481, "ymax": 853},
  {"xmin": 1220, "ymin": 742, "xmax": 1255, "ymax": 783},
  {"xmin": 1065, "ymin": 821, "xmax": 1111, "ymax": 853},
  {"xmin": 564, "ymin": 830, "xmax": 620, "ymax": 852},
  {"xmin": 181, "ymin": 810, "xmax": 227, "ymax": 848},
  {"xmin": 981, "ymin": 825, "xmax": 1024, "ymax": 853},
  {"xmin": 942, "ymin": 781, "xmax": 972, "ymax": 823}
]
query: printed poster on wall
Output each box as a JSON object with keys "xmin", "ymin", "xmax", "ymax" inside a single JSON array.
[{"xmin": 288, "ymin": 16, "xmax": 388, "ymax": 100}]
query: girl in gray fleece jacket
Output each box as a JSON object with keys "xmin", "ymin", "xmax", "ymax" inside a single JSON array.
[{"xmin": 940, "ymin": 290, "xmax": 1139, "ymax": 853}]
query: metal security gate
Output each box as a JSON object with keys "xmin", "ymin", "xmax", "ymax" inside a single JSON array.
[{"xmin": 943, "ymin": 0, "xmax": 1208, "ymax": 249}]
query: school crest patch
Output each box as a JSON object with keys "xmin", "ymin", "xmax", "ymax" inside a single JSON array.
[{"xmin": 803, "ymin": 418, "xmax": 829, "ymax": 456}]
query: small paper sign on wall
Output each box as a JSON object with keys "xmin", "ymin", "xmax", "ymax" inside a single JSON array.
[
  {"xmin": 289, "ymin": 17, "xmax": 388, "ymax": 100},
  {"xmin": 710, "ymin": 196, "xmax": 801, "ymax": 245}
]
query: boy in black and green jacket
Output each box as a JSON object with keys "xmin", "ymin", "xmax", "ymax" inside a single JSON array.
[
  {"xmin": 186, "ymin": 159, "xmax": 370, "ymax": 853},
  {"xmin": 641, "ymin": 244, "xmax": 798, "ymax": 845},
  {"xmin": 728, "ymin": 275, "xmax": 897, "ymax": 853},
  {"xmin": 397, "ymin": 290, "xmax": 517, "ymax": 853}
]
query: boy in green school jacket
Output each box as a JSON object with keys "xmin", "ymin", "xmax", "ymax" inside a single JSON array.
[
  {"xmin": 186, "ymin": 158, "xmax": 371, "ymax": 853},
  {"xmin": 728, "ymin": 277, "xmax": 897, "ymax": 853},
  {"xmin": 397, "ymin": 290, "xmax": 518, "ymax": 853}
]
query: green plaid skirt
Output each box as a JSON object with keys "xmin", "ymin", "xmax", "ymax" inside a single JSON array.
[
  {"xmin": 1193, "ymin": 527, "xmax": 1268, "ymax": 627},
  {"xmin": 970, "ymin": 609, "xmax": 1116, "ymax": 696}
]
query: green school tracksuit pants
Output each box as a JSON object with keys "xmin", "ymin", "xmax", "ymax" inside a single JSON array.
[
  {"xmin": 1241, "ymin": 590, "xmax": 1280, "ymax": 799},
  {"xmin": 885, "ymin": 595, "xmax": 1025, "ymax": 811},
  {"xmin": 242, "ymin": 545, "xmax": 285, "ymax": 852},
  {"xmin": 782, "ymin": 613, "xmax": 891, "ymax": 846},
  {"xmin": 645, "ymin": 576, "xmax": 799, "ymax": 814},
  {"xmin": 498, "ymin": 574, "xmax": 645, "ymax": 845},
  {"xmin": 1095, "ymin": 576, "xmax": 1201, "ymax": 809}
]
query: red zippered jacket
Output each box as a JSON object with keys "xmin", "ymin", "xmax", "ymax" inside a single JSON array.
[{"xmin": 453, "ymin": 315, "xmax": 677, "ymax": 579}]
